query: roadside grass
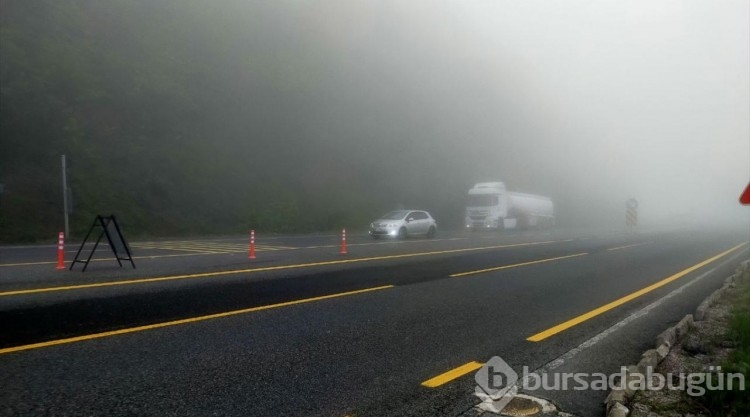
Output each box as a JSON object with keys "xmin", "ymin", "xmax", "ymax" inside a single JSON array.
[{"xmin": 700, "ymin": 278, "xmax": 750, "ymax": 416}]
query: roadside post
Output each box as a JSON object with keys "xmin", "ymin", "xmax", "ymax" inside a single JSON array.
[
  {"xmin": 340, "ymin": 228, "xmax": 348, "ymax": 255},
  {"xmin": 56, "ymin": 232, "xmax": 65, "ymax": 270},
  {"xmin": 626, "ymin": 198, "xmax": 638, "ymax": 231},
  {"xmin": 249, "ymin": 229, "xmax": 257, "ymax": 259}
]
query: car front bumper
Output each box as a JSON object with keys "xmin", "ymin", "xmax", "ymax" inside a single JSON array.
[{"xmin": 369, "ymin": 228, "xmax": 400, "ymax": 237}]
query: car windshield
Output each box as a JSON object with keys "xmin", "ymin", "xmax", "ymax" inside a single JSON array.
[{"xmin": 380, "ymin": 210, "xmax": 409, "ymax": 220}]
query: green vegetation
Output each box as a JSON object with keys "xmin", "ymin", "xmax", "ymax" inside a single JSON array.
[{"xmin": 699, "ymin": 278, "xmax": 750, "ymax": 416}]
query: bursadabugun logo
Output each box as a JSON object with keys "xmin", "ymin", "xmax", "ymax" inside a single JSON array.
[
  {"xmin": 474, "ymin": 355, "xmax": 745, "ymax": 413},
  {"xmin": 474, "ymin": 356, "xmax": 519, "ymax": 412}
]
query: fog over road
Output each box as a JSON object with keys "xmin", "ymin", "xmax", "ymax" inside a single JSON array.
[{"xmin": 3, "ymin": 2, "xmax": 749, "ymax": 416}]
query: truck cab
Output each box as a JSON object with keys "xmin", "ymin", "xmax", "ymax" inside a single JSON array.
[{"xmin": 465, "ymin": 182, "xmax": 510, "ymax": 230}]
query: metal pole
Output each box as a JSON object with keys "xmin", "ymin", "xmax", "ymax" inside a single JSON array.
[{"xmin": 62, "ymin": 154, "xmax": 69, "ymax": 239}]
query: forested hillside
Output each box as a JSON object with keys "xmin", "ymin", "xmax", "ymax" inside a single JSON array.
[{"xmin": 1, "ymin": 1, "xmax": 555, "ymax": 242}]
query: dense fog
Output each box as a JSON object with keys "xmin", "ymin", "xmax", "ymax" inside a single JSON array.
[{"xmin": 1, "ymin": 0, "xmax": 748, "ymax": 241}]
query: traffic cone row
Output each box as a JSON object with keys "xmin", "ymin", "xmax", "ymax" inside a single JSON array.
[
  {"xmin": 54, "ymin": 228, "xmax": 350, "ymax": 267},
  {"xmin": 245, "ymin": 228, "xmax": 350, "ymax": 260}
]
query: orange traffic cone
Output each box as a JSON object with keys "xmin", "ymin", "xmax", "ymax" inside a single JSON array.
[
  {"xmin": 56, "ymin": 232, "xmax": 65, "ymax": 270},
  {"xmin": 249, "ymin": 229, "xmax": 256, "ymax": 259},
  {"xmin": 340, "ymin": 228, "xmax": 348, "ymax": 255}
]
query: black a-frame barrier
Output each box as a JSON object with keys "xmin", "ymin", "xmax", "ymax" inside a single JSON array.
[{"xmin": 70, "ymin": 215, "xmax": 135, "ymax": 272}]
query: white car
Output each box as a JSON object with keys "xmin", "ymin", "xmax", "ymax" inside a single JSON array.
[{"xmin": 369, "ymin": 210, "xmax": 437, "ymax": 239}]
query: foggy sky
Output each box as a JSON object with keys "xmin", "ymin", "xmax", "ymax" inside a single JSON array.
[
  {"xmin": 3, "ymin": 0, "xmax": 748, "ymax": 241},
  {"xmin": 16, "ymin": 0, "xmax": 750, "ymax": 231},
  {"xmin": 273, "ymin": 0, "xmax": 749, "ymax": 226}
]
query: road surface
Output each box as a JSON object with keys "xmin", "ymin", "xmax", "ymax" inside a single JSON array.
[{"xmin": 1, "ymin": 227, "xmax": 747, "ymax": 416}]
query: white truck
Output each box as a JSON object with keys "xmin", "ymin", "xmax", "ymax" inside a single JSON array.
[{"xmin": 465, "ymin": 182, "xmax": 554, "ymax": 230}]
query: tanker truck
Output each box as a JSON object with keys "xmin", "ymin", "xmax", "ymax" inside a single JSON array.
[{"xmin": 465, "ymin": 182, "xmax": 554, "ymax": 230}]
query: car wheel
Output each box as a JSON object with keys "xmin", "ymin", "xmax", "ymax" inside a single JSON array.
[
  {"xmin": 427, "ymin": 226, "xmax": 436, "ymax": 238},
  {"xmin": 398, "ymin": 227, "xmax": 407, "ymax": 239}
]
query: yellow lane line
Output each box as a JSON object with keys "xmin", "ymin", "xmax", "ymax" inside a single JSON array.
[
  {"xmin": 130, "ymin": 245, "xmax": 227, "ymax": 254},
  {"xmin": 166, "ymin": 239, "xmax": 239, "ymax": 246},
  {"xmin": 151, "ymin": 242, "xmax": 251, "ymax": 251},
  {"xmin": 421, "ymin": 361, "xmax": 484, "ymax": 388},
  {"xmin": 303, "ymin": 237, "xmax": 469, "ymax": 249},
  {"xmin": 526, "ymin": 242, "xmax": 748, "ymax": 342},
  {"xmin": 0, "ymin": 252, "xmax": 229, "ymax": 267},
  {"xmin": 137, "ymin": 240, "xmax": 217, "ymax": 245},
  {"xmin": 607, "ymin": 242, "xmax": 648, "ymax": 251},
  {"xmin": 133, "ymin": 244, "xmax": 235, "ymax": 252},
  {"xmin": 140, "ymin": 240, "xmax": 245, "ymax": 246},
  {"xmin": 137, "ymin": 242, "xmax": 238, "ymax": 249},
  {"xmin": 450, "ymin": 252, "xmax": 588, "ymax": 278},
  {"xmin": 3, "ymin": 245, "xmax": 290, "ymax": 267},
  {"xmin": 0, "ymin": 260, "xmax": 67, "ymax": 267},
  {"xmin": 134, "ymin": 242, "xmax": 286, "ymax": 252},
  {"xmin": 130, "ymin": 253, "xmax": 226, "ymax": 260},
  {"xmin": 0, "ymin": 238, "xmax": 472, "ymax": 267},
  {"xmin": 135, "ymin": 242, "xmax": 286, "ymax": 250},
  {"xmin": 0, "ymin": 240, "xmax": 568, "ymax": 297},
  {"xmin": 0, "ymin": 285, "xmax": 394, "ymax": 355}
]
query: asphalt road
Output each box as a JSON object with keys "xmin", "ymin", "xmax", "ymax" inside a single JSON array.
[{"xmin": 1, "ymin": 227, "xmax": 748, "ymax": 417}]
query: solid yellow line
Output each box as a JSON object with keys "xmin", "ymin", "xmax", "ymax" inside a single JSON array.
[
  {"xmin": 304, "ymin": 237, "xmax": 469, "ymax": 249},
  {"xmin": 159, "ymin": 242, "xmax": 249, "ymax": 251},
  {"xmin": 0, "ymin": 238, "xmax": 487, "ymax": 267},
  {"xmin": 0, "ymin": 252, "xmax": 230, "ymax": 267},
  {"xmin": 527, "ymin": 242, "xmax": 748, "ymax": 342},
  {"xmin": 141, "ymin": 242, "xmax": 286, "ymax": 252},
  {"xmin": 0, "ymin": 285, "xmax": 394, "ymax": 355},
  {"xmin": 0, "ymin": 240, "xmax": 567, "ymax": 297},
  {"xmin": 163, "ymin": 242, "xmax": 235, "ymax": 247},
  {"xmin": 450, "ymin": 252, "xmax": 588, "ymax": 278},
  {"xmin": 421, "ymin": 361, "xmax": 484, "ymax": 388},
  {"xmin": 130, "ymin": 244, "xmax": 226, "ymax": 254},
  {"xmin": 0, "ymin": 260, "xmax": 63, "ymax": 267},
  {"xmin": 607, "ymin": 242, "xmax": 648, "ymax": 251}
]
